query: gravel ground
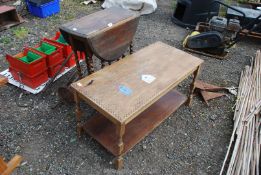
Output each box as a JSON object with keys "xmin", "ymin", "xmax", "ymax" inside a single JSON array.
[{"xmin": 0, "ymin": 0, "xmax": 260, "ymax": 174}]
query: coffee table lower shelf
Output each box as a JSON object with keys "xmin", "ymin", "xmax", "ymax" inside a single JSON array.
[{"xmin": 82, "ymin": 89, "xmax": 187, "ymax": 156}]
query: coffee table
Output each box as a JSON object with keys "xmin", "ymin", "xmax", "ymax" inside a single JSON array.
[{"xmin": 71, "ymin": 42, "xmax": 203, "ymax": 169}]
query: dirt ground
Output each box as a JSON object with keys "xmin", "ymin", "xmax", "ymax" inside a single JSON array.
[{"xmin": 0, "ymin": 0, "xmax": 260, "ymax": 174}]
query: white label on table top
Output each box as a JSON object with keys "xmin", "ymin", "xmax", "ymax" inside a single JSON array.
[
  {"xmin": 107, "ymin": 23, "xmax": 113, "ymax": 27},
  {"xmin": 77, "ymin": 82, "xmax": 83, "ymax": 87},
  {"xmin": 141, "ymin": 74, "xmax": 156, "ymax": 84}
]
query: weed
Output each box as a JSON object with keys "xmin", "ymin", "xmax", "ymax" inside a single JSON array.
[
  {"xmin": 13, "ymin": 27, "xmax": 29, "ymax": 39},
  {"xmin": 0, "ymin": 36, "xmax": 11, "ymax": 45}
]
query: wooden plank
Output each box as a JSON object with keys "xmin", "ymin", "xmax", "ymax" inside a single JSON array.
[
  {"xmin": 0, "ymin": 75, "xmax": 8, "ymax": 87},
  {"xmin": 220, "ymin": 50, "xmax": 261, "ymax": 175},
  {"xmin": 0, "ymin": 157, "xmax": 7, "ymax": 174},
  {"xmin": 83, "ymin": 89, "xmax": 187, "ymax": 156},
  {"xmin": 72, "ymin": 42, "xmax": 203, "ymax": 124},
  {"xmin": 0, "ymin": 155, "xmax": 22, "ymax": 175}
]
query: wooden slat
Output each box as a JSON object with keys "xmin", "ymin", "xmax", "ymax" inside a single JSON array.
[
  {"xmin": 0, "ymin": 155, "xmax": 22, "ymax": 175},
  {"xmin": 0, "ymin": 75, "xmax": 8, "ymax": 87},
  {"xmin": 0, "ymin": 157, "xmax": 7, "ymax": 174},
  {"xmin": 71, "ymin": 42, "xmax": 203, "ymax": 124},
  {"xmin": 220, "ymin": 50, "xmax": 261, "ymax": 175},
  {"xmin": 83, "ymin": 89, "xmax": 187, "ymax": 156}
]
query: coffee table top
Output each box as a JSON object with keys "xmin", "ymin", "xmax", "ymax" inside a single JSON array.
[{"xmin": 71, "ymin": 42, "xmax": 203, "ymax": 124}]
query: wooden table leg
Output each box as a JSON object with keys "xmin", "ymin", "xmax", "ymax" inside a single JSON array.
[
  {"xmin": 74, "ymin": 50, "xmax": 83, "ymax": 79},
  {"xmin": 101, "ymin": 61, "xmax": 106, "ymax": 69},
  {"xmin": 187, "ymin": 66, "xmax": 200, "ymax": 106},
  {"xmin": 115, "ymin": 124, "xmax": 125, "ymax": 170},
  {"xmin": 68, "ymin": 36, "xmax": 82, "ymax": 79},
  {"xmin": 74, "ymin": 92, "xmax": 83, "ymax": 138},
  {"xmin": 85, "ymin": 53, "xmax": 94, "ymax": 75},
  {"xmin": 129, "ymin": 41, "xmax": 133, "ymax": 54}
]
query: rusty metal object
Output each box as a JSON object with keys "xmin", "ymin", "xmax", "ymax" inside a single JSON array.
[
  {"xmin": 0, "ymin": 6, "xmax": 25, "ymax": 31},
  {"xmin": 60, "ymin": 7, "xmax": 140, "ymax": 63},
  {"xmin": 194, "ymin": 80, "xmax": 227, "ymax": 91},
  {"xmin": 193, "ymin": 80, "xmax": 227, "ymax": 105},
  {"xmin": 200, "ymin": 90, "xmax": 226, "ymax": 105}
]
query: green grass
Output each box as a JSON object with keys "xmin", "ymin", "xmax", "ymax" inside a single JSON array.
[
  {"xmin": 13, "ymin": 27, "xmax": 29, "ymax": 39},
  {"xmin": 0, "ymin": 36, "xmax": 11, "ymax": 44}
]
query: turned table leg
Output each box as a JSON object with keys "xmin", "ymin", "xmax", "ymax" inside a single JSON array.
[
  {"xmin": 187, "ymin": 66, "xmax": 200, "ymax": 106},
  {"xmin": 129, "ymin": 41, "xmax": 133, "ymax": 54},
  {"xmin": 74, "ymin": 92, "xmax": 83, "ymax": 138},
  {"xmin": 101, "ymin": 61, "xmax": 106, "ymax": 69},
  {"xmin": 68, "ymin": 36, "xmax": 82, "ymax": 79},
  {"xmin": 74, "ymin": 50, "xmax": 83, "ymax": 79},
  {"xmin": 85, "ymin": 53, "xmax": 94, "ymax": 75},
  {"xmin": 115, "ymin": 124, "xmax": 125, "ymax": 170}
]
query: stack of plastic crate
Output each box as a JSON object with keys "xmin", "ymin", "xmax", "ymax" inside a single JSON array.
[{"xmin": 5, "ymin": 32, "xmax": 85, "ymax": 89}]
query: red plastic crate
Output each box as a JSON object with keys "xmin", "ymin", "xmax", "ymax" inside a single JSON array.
[
  {"xmin": 9, "ymin": 67, "xmax": 49, "ymax": 88},
  {"xmin": 33, "ymin": 40, "xmax": 64, "ymax": 67},
  {"xmin": 45, "ymin": 32, "xmax": 72, "ymax": 57},
  {"xmin": 49, "ymin": 32, "xmax": 85, "ymax": 60},
  {"xmin": 66, "ymin": 55, "xmax": 76, "ymax": 67},
  {"xmin": 80, "ymin": 52, "xmax": 85, "ymax": 60},
  {"xmin": 43, "ymin": 37, "xmax": 76, "ymax": 68},
  {"xmin": 48, "ymin": 32, "xmax": 86, "ymax": 62},
  {"xmin": 44, "ymin": 32, "xmax": 87, "ymax": 67},
  {"xmin": 66, "ymin": 52, "xmax": 88, "ymax": 67},
  {"xmin": 47, "ymin": 61, "xmax": 65, "ymax": 78},
  {"xmin": 6, "ymin": 48, "xmax": 47, "ymax": 77}
]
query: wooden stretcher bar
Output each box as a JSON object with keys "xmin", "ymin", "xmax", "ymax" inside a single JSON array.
[{"xmin": 0, "ymin": 155, "xmax": 22, "ymax": 175}]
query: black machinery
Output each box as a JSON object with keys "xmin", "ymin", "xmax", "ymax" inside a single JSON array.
[
  {"xmin": 172, "ymin": 0, "xmax": 220, "ymax": 28},
  {"xmin": 183, "ymin": 0, "xmax": 261, "ymax": 59}
]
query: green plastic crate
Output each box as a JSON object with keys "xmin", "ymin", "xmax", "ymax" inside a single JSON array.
[
  {"xmin": 36, "ymin": 42, "xmax": 56, "ymax": 55},
  {"xmin": 19, "ymin": 51, "xmax": 42, "ymax": 64}
]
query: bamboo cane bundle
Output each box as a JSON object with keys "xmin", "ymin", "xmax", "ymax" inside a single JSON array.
[{"xmin": 220, "ymin": 50, "xmax": 261, "ymax": 175}]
